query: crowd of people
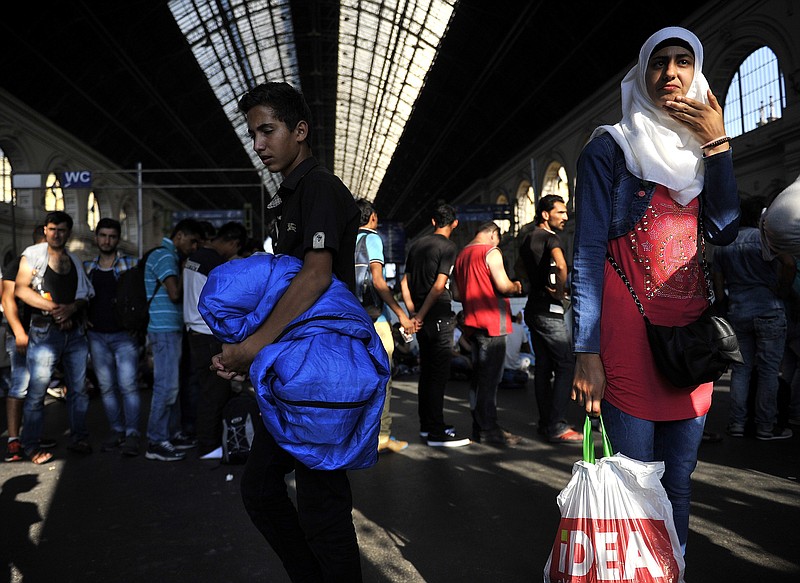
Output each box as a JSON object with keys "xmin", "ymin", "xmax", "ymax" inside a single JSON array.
[
  {"xmin": 2, "ymin": 25, "xmax": 800, "ymax": 581},
  {"xmin": 0, "ymin": 212, "xmax": 259, "ymax": 464}
]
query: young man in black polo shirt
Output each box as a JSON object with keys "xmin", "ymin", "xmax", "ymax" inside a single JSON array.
[
  {"xmin": 212, "ymin": 82, "xmax": 362, "ymax": 582},
  {"xmin": 400, "ymin": 203, "xmax": 471, "ymax": 447}
]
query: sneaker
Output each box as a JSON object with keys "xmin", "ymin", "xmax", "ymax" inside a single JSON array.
[
  {"xmin": 101, "ymin": 432, "xmax": 125, "ymax": 452},
  {"xmin": 378, "ymin": 436, "xmax": 409, "ymax": 453},
  {"xmin": 474, "ymin": 428, "xmax": 522, "ymax": 446},
  {"xmin": 145, "ymin": 441, "xmax": 186, "ymax": 461},
  {"xmin": 5, "ymin": 440, "xmax": 24, "ymax": 462},
  {"xmin": 46, "ymin": 386, "xmax": 67, "ymax": 400},
  {"xmin": 199, "ymin": 446, "xmax": 223, "ymax": 460},
  {"xmin": 548, "ymin": 428, "xmax": 583, "ymax": 444},
  {"xmin": 420, "ymin": 424, "xmax": 455, "ymax": 438},
  {"xmin": 170, "ymin": 432, "xmax": 198, "ymax": 450},
  {"xmin": 755, "ymin": 426, "xmax": 793, "ymax": 441},
  {"xmin": 726, "ymin": 424, "xmax": 745, "ymax": 438},
  {"xmin": 427, "ymin": 432, "xmax": 470, "ymax": 448},
  {"xmin": 121, "ymin": 435, "xmax": 141, "ymax": 457},
  {"xmin": 67, "ymin": 440, "xmax": 93, "ymax": 455}
]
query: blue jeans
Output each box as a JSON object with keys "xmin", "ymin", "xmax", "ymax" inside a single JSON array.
[
  {"xmin": 527, "ymin": 313, "xmax": 575, "ymax": 437},
  {"xmin": 728, "ymin": 311, "xmax": 787, "ymax": 432},
  {"xmin": 781, "ymin": 315, "xmax": 800, "ymax": 420},
  {"xmin": 88, "ymin": 330, "xmax": 141, "ymax": 436},
  {"xmin": 5, "ymin": 333, "xmax": 30, "ymax": 399},
  {"xmin": 22, "ymin": 322, "xmax": 89, "ymax": 451},
  {"xmin": 146, "ymin": 331, "xmax": 183, "ymax": 443},
  {"xmin": 469, "ymin": 332, "xmax": 506, "ymax": 433},
  {"xmin": 601, "ymin": 400, "xmax": 705, "ymax": 552}
]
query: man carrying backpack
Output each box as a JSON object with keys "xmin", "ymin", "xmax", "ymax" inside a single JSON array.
[
  {"xmin": 83, "ymin": 218, "xmax": 141, "ymax": 457},
  {"xmin": 144, "ymin": 218, "xmax": 203, "ymax": 462},
  {"xmin": 355, "ymin": 199, "xmax": 418, "ymax": 453}
]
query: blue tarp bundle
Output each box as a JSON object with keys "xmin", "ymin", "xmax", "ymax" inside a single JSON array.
[{"xmin": 198, "ymin": 253, "xmax": 389, "ymax": 470}]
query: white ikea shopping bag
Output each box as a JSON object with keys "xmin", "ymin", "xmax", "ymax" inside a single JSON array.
[{"xmin": 543, "ymin": 417, "xmax": 685, "ymax": 583}]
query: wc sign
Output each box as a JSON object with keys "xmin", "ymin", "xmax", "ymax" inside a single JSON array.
[
  {"xmin": 546, "ymin": 517, "xmax": 681, "ymax": 582},
  {"xmin": 61, "ymin": 171, "xmax": 92, "ymax": 188}
]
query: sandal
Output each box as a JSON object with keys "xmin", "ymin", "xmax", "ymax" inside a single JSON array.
[{"xmin": 30, "ymin": 449, "xmax": 54, "ymax": 465}]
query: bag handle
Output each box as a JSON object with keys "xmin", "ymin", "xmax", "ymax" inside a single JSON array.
[{"xmin": 583, "ymin": 415, "xmax": 613, "ymax": 464}]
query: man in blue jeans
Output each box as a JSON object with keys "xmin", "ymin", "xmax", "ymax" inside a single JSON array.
[
  {"xmin": 84, "ymin": 218, "xmax": 141, "ymax": 456},
  {"xmin": 714, "ymin": 196, "xmax": 795, "ymax": 440},
  {"xmin": 144, "ymin": 218, "xmax": 202, "ymax": 461},
  {"xmin": 519, "ymin": 195, "xmax": 582, "ymax": 443},
  {"xmin": 15, "ymin": 211, "xmax": 95, "ymax": 463},
  {"xmin": 3, "ymin": 225, "xmax": 46, "ymax": 463}
]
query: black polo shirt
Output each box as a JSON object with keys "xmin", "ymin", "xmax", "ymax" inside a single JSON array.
[{"xmin": 270, "ymin": 157, "xmax": 359, "ymax": 291}]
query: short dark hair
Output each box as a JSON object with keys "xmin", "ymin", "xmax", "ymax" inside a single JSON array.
[
  {"xmin": 171, "ymin": 218, "xmax": 203, "ymax": 239},
  {"xmin": 432, "ymin": 202, "xmax": 457, "ymax": 228},
  {"xmin": 198, "ymin": 220, "xmax": 217, "ymax": 241},
  {"xmin": 95, "ymin": 217, "xmax": 121, "ymax": 236},
  {"xmin": 355, "ymin": 198, "xmax": 376, "ymax": 227},
  {"xmin": 475, "ymin": 221, "xmax": 500, "ymax": 237},
  {"xmin": 45, "ymin": 211, "xmax": 73, "ymax": 230},
  {"xmin": 535, "ymin": 195, "xmax": 565, "ymax": 225},
  {"xmin": 32, "ymin": 224, "xmax": 46, "ymax": 243},
  {"xmin": 214, "ymin": 221, "xmax": 249, "ymax": 249},
  {"xmin": 237, "ymin": 82, "xmax": 313, "ymax": 142}
]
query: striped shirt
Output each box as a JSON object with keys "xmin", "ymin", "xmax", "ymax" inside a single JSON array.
[
  {"xmin": 83, "ymin": 252, "xmax": 138, "ymax": 278},
  {"xmin": 145, "ymin": 237, "xmax": 182, "ymax": 333}
]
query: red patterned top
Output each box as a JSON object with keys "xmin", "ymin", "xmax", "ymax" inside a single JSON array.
[{"xmin": 601, "ymin": 185, "xmax": 713, "ymax": 421}]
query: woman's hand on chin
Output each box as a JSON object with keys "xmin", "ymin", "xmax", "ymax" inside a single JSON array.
[{"xmin": 665, "ymin": 89, "xmax": 728, "ymax": 149}]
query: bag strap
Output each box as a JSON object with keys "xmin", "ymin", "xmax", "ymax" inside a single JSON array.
[
  {"xmin": 583, "ymin": 415, "xmax": 613, "ymax": 464},
  {"xmin": 141, "ymin": 247, "xmax": 163, "ymax": 304},
  {"xmin": 354, "ymin": 232, "xmax": 370, "ymax": 265},
  {"xmin": 606, "ymin": 252, "xmax": 649, "ymax": 320}
]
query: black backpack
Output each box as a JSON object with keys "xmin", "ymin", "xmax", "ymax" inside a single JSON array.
[
  {"xmin": 354, "ymin": 231, "xmax": 383, "ymax": 321},
  {"xmin": 114, "ymin": 247, "xmax": 161, "ymax": 334},
  {"xmin": 221, "ymin": 392, "xmax": 260, "ymax": 465}
]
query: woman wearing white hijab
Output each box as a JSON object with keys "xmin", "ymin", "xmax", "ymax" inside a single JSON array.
[{"xmin": 570, "ymin": 27, "xmax": 741, "ymax": 552}]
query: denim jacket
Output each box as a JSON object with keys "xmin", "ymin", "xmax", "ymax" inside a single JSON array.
[{"xmin": 571, "ymin": 132, "xmax": 740, "ymax": 353}]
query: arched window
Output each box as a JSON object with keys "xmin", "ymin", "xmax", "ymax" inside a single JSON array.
[
  {"xmin": 44, "ymin": 173, "xmax": 65, "ymax": 211},
  {"xmin": 724, "ymin": 46, "xmax": 786, "ymax": 138},
  {"xmin": 494, "ymin": 193, "xmax": 511, "ymax": 235},
  {"xmin": 87, "ymin": 191, "xmax": 100, "ymax": 231},
  {"xmin": 514, "ymin": 181, "xmax": 536, "ymax": 235},
  {"xmin": 1, "ymin": 147, "xmax": 13, "ymax": 204},
  {"xmin": 542, "ymin": 162, "xmax": 570, "ymax": 207},
  {"xmin": 120, "ymin": 203, "xmax": 136, "ymax": 243}
]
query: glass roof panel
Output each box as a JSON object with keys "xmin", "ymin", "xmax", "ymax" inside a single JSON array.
[
  {"xmin": 169, "ymin": 0, "xmax": 301, "ymax": 196},
  {"xmin": 170, "ymin": 0, "xmax": 457, "ymax": 202},
  {"xmin": 337, "ymin": 0, "xmax": 457, "ymax": 200}
]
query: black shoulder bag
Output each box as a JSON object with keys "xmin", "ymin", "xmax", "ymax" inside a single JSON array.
[{"xmin": 606, "ymin": 213, "xmax": 743, "ymax": 389}]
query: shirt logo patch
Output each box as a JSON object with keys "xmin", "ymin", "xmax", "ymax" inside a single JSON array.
[
  {"xmin": 286, "ymin": 223, "xmax": 297, "ymax": 232},
  {"xmin": 313, "ymin": 232, "xmax": 325, "ymax": 249}
]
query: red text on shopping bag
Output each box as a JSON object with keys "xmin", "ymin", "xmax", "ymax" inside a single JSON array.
[{"xmin": 547, "ymin": 517, "xmax": 680, "ymax": 582}]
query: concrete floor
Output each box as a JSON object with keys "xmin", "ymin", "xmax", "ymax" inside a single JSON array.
[{"xmin": 1, "ymin": 372, "xmax": 799, "ymax": 583}]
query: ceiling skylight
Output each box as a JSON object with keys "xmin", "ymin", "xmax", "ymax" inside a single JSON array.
[{"xmin": 169, "ymin": 0, "xmax": 457, "ymax": 201}]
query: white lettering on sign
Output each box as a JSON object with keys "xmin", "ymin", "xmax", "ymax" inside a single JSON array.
[
  {"xmin": 551, "ymin": 518, "xmax": 673, "ymax": 582},
  {"xmin": 61, "ymin": 171, "xmax": 92, "ymax": 188}
]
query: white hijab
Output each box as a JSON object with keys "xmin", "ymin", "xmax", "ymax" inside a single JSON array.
[{"xmin": 591, "ymin": 27, "xmax": 710, "ymax": 205}]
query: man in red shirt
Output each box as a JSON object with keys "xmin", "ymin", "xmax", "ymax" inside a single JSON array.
[{"xmin": 453, "ymin": 221, "xmax": 523, "ymax": 445}]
